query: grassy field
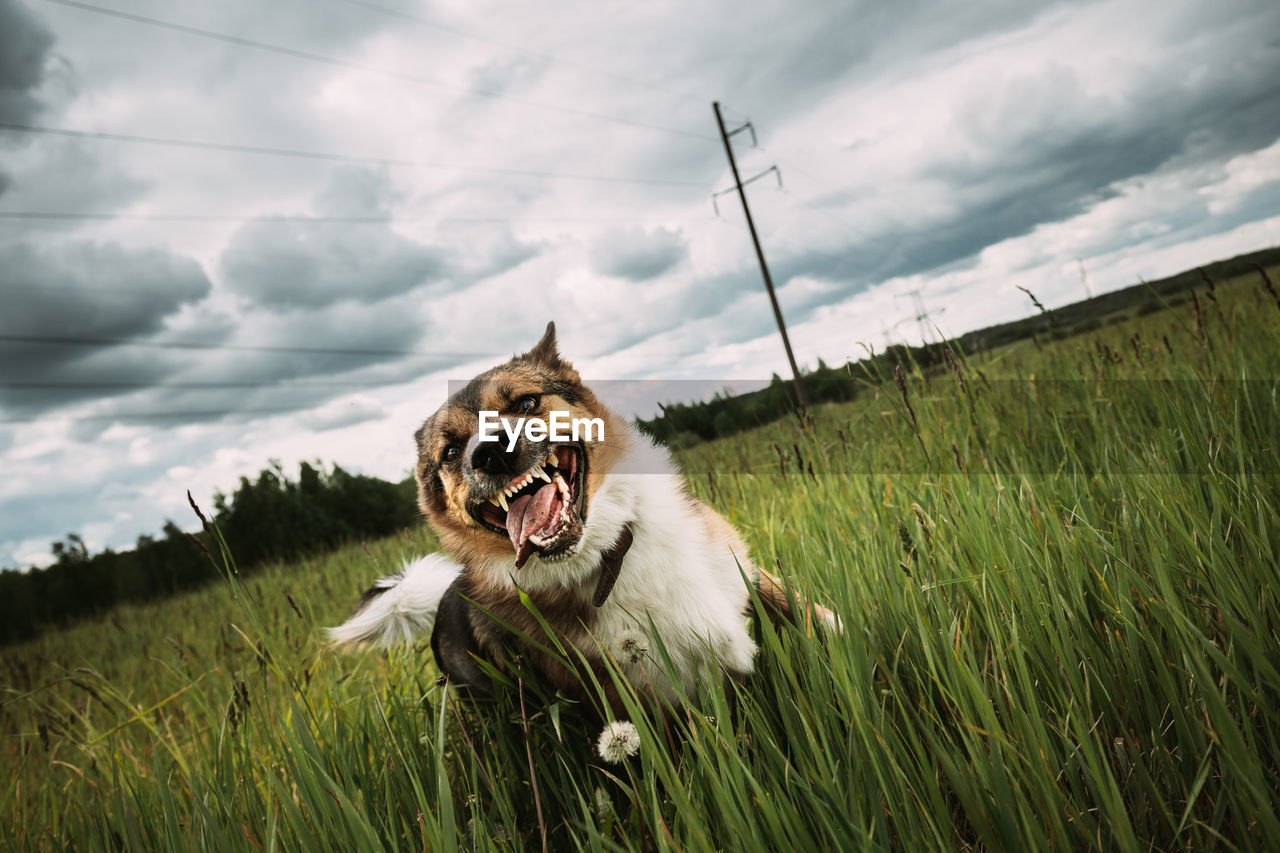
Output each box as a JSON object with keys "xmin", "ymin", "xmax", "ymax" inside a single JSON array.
[{"xmin": 3, "ymin": 266, "xmax": 1279, "ymax": 851}]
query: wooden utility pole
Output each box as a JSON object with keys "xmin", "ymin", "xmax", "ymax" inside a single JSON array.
[{"xmin": 712, "ymin": 101, "xmax": 809, "ymax": 408}]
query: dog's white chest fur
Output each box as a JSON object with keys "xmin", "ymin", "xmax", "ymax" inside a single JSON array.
[
  {"xmin": 504, "ymin": 432, "xmax": 760, "ymax": 696},
  {"xmin": 596, "ymin": 479, "xmax": 758, "ymax": 694}
]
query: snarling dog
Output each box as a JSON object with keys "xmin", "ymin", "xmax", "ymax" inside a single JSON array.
[{"xmin": 330, "ymin": 323, "xmax": 837, "ymax": 712}]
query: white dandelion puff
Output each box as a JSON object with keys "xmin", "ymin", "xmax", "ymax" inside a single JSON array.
[
  {"xmin": 596, "ymin": 720, "xmax": 641, "ymax": 763},
  {"xmin": 615, "ymin": 632, "xmax": 649, "ymax": 664}
]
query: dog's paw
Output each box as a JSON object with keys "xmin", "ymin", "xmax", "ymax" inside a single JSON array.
[
  {"xmin": 811, "ymin": 605, "xmax": 843, "ymax": 635},
  {"xmin": 717, "ymin": 627, "xmax": 759, "ymax": 676}
]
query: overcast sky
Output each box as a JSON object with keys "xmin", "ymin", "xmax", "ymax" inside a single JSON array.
[{"xmin": 1, "ymin": 0, "xmax": 1278, "ymax": 568}]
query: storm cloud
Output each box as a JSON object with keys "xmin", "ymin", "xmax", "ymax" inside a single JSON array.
[
  {"xmin": 0, "ymin": 0, "xmax": 53, "ymax": 126},
  {"xmin": 0, "ymin": 0, "xmax": 56, "ymax": 199},
  {"xmin": 221, "ymin": 166, "xmax": 449, "ymax": 308},
  {"xmin": 589, "ymin": 226, "xmax": 689, "ymax": 281},
  {"xmin": 0, "ymin": 240, "xmax": 212, "ymax": 413}
]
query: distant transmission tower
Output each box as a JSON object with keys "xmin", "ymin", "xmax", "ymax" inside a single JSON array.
[
  {"xmin": 1077, "ymin": 258, "xmax": 1093, "ymax": 299},
  {"xmin": 893, "ymin": 288, "xmax": 945, "ymax": 345}
]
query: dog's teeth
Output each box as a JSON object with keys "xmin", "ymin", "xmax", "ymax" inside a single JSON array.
[
  {"xmin": 497, "ymin": 492, "xmax": 508, "ymax": 511},
  {"xmin": 529, "ymin": 534, "xmax": 544, "ymax": 546},
  {"xmin": 488, "ymin": 495, "xmax": 502, "ymax": 507},
  {"xmin": 533, "ymin": 465, "xmax": 552, "ymax": 483},
  {"xmin": 546, "ymin": 451, "xmax": 558, "ymax": 466}
]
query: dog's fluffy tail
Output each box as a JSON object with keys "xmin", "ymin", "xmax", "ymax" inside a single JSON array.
[{"xmin": 327, "ymin": 554, "xmax": 462, "ymax": 648}]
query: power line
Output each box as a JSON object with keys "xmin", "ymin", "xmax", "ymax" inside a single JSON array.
[
  {"xmin": 0, "ymin": 210, "xmax": 659, "ymax": 225},
  {"xmin": 0, "ymin": 406, "xmax": 344, "ymax": 425},
  {"xmin": 1, "ymin": 281, "xmax": 203, "ymax": 300},
  {"xmin": 41, "ymin": 0, "xmax": 712, "ymax": 142},
  {"xmin": 0, "ymin": 332, "xmax": 714, "ymax": 367},
  {"xmin": 1, "ymin": 379, "xmax": 396, "ymax": 390},
  {"xmin": 0, "ymin": 122, "xmax": 709, "ymax": 188},
  {"xmin": 333, "ymin": 0, "xmax": 708, "ymax": 107},
  {"xmin": 0, "ymin": 332, "xmax": 487, "ymax": 359},
  {"xmin": 0, "ymin": 211, "xmax": 406, "ymax": 224}
]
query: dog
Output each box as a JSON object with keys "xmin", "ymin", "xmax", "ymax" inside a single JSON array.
[{"xmin": 330, "ymin": 323, "xmax": 837, "ymax": 714}]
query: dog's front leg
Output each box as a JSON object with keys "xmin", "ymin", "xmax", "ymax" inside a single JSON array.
[{"xmin": 755, "ymin": 566, "xmax": 841, "ymax": 633}]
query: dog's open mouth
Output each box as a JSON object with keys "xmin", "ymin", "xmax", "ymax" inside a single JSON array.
[{"xmin": 470, "ymin": 444, "xmax": 587, "ymax": 568}]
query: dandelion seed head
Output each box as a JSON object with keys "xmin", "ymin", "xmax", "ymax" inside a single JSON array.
[
  {"xmin": 616, "ymin": 632, "xmax": 649, "ymax": 664},
  {"xmin": 596, "ymin": 720, "xmax": 640, "ymax": 763}
]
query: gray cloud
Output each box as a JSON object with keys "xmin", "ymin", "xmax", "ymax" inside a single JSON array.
[
  {"xmin": 0, "ymin": 426, "xmax": 229, "ymax": 566},
  {"xmin": 0, "ymin": 1, "xmax": 147, "ymax": 222},
  {"xmin": 467, "ymin": 52, "xmax": 552, "ymax": 100},
  {"xmin": 312, "ymin": 164, "xmax": 405, "ymax": 218},
  {"xmin": 433, "ymin": 218, "xmax": 542, "ymax": 279},
  {"xmin": 0, "ymin": 0, "xmax": 54, "ymax": 125},
  {"xmin": 704, "ymin": 1, "xmax": 1061, "ymax": 126},
  {"xmin": 572, "ymin": 10, "xmax": 1280, "ymax": 355},
  {"xmin": 0, "ymin": 0, "xmax": 55, "ymax": 199},
  {"xmin": 772, "ymin": 22, "xmax": 1280, "ymax": 312},
  {"xmin": 0, "ymin": 139, "xmax": 149, "ymax": 216},
  {"xmin": 221, "ymin": 166, "xmax": 449, "ymax": 308},
  {"xmin": 297, "ymin": 397, "xmax": 388, "ymax": 431},
  {"xmin": 589, "ymin": 226, "xmax": 688, "ymax": 281},
  {"xmin": 221, "ymin": 220, "xmax": 446, "ymax": 308},
  {"xmin": 55, "ymin": 291, "xmax": 475, "ymax": 433},
  {"xmin": 37, "ymin": 0, "xmax": 391, "ymax": 97},
  {"xmin": 0, "ymin": 240, "xmax": 209, "ymax": 339},
  {"xmin": 0, "ymin": 240, "xmax": 212, "ymax": 415},
  {"xmin": 202, "ymin": 297, "xmax": 440, "ymax": 382}
]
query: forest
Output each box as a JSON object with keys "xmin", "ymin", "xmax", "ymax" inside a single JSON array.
[{"xmin": 0, "ymin": 462, "xmax": 418, "ymax": 645}]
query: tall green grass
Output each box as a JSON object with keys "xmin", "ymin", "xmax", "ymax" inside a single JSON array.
[{"xmin": 3, "ymin": 266, "xmax": 1278, "ymax": 850}]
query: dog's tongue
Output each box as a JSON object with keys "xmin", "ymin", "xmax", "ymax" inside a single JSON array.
[{"xmin": 506, "ymin": 483, "xmax": 558, "ymax": 568}]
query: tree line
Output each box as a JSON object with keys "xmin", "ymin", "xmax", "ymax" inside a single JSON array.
[{"xmin": 0, "ymin": 461, "xmax": 419, "ymax": 645}]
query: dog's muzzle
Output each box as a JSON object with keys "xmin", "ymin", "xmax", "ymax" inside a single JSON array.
[{"xmin": 465, "ymin": 436, "xmax": 588, "ymax": 568}]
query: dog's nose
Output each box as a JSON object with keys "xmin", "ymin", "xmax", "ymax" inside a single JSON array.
[{"xmin": 470, "ymin": 439, "xmax": 522, "ymax": 477}]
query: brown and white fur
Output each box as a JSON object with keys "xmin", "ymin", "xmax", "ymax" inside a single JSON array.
[{"xmin": 330, "ymin": 323, "xmax": 837, "ymax": 711}]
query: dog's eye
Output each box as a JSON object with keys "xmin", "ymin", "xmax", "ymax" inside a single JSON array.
[
  {"xmin": 441, "ymin": 444, "xmax": 462, "ymax": 464},
  {"xmin": 516, "ymin": 395, "xmax": 539, "ymax": 415}
]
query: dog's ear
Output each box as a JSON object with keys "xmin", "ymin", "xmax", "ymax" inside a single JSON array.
[
  {"xmin": 413, "ymin": 414, "xmax": 433, "ymax": 451},
  {"xmin": 521, "ymin": 321, "xmax": 565, "ymax": 369}
]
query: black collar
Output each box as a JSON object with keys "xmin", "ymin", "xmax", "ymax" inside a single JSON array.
[{"xmin": 591, "ymin": 522, "xmax": 634, "ymax": 607}]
